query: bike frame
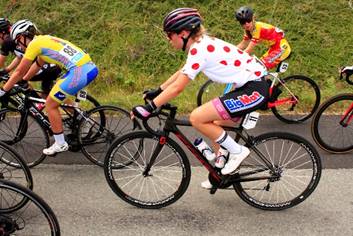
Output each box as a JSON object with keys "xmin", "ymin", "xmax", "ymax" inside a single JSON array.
[
  {"xmin": 267, "ymin": 73, "xmax": 299, "ymax": 109},
  {"xmin": 142, "ymin": 105, "xmax": 279, "ymax": 189},
  {"xmin": 2, "ymin": 88, "xmax": 96, "ymax": 142},
  {"xmin": 340, "ymin": 101, "xmax": 353, "ymax": 126}
]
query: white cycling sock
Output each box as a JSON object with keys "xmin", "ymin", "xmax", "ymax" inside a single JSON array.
[
  {"xmin": 53, "ymin": 133, "xmax": 66, "ymax": 145},
  {"xmin": 215, "ymin": 131, "xmax": 242, "ymax": 154}
]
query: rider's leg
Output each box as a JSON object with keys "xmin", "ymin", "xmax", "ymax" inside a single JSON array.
[
  {"xmin": 43, "ymin": 95, "xmax": 69, "ymax": 155},
  {"xmin": 192, "ymin": 78, "xmax": 269, "ymax": 179},
  {"xmin": 43, "ymin": 63, "xmax": 98, "ymax": 155},
  {"xmin": 190, "ymin": 101, "xmax": 248, "ymax": 173},
  {"xmin": 261, "ymin": 39, "xmax": 291, "ymax": 70}
]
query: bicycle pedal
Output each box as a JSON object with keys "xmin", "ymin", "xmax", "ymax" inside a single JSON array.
[{"xmin": 209, "ymin": 186, "xmax": 218, "ymax": 194}]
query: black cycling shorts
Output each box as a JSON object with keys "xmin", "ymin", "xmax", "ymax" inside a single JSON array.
[{"xmin": 212, "ymin": 77, "xmax": 269, "ymax": 119}]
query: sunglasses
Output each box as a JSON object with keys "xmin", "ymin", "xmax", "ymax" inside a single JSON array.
[
  {"xmin": 166, "ymin": 32, "xmax": 175, "ymax": 40},
  {"xmin": 239, "ymin": 19, "xmax": 252, "ymax": 25}
]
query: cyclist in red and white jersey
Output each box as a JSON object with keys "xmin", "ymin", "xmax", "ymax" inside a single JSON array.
[
  {"xmin": 131, "ymin": 8, "xmax": 269, "ymax": 188},
  {"xmin": 235, "ymin": 6, "xmax": 291, "ymax": 70}
]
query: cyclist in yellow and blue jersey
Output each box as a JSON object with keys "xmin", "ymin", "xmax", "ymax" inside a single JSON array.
[{"xmin": 0, "ymin": 20, "xmax": 98, "ymax": 155}]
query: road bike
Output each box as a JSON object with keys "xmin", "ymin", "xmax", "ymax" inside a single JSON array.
[
  {"xmin": 0, "ymin": 77, "xmax": 141, "ymax": 167},
  {"xmin": 196, "ymin": 59, "xmax": 320, "ymax": 123},
  {"xmin": 104, "ymin": 102, "xmax": 322, "ymax": 210},
  {"xmin": 0, "ymin": 179, "xmax": 60, "ymax": 235},
  {"xmin": 311, "ymin": 69, "xmax": 353, "ymax": 153}
]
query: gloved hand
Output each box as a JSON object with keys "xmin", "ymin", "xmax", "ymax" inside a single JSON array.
[
  {"xmin": 17, "ymin": 80, "xmax": 29, "ymax": 91},
  {"xmin": 0, "ymin": 88, "xmax": 7, "ymax": 98},
  {"xmin": 0, "ymin": 69, "xmax": 9, "ymax": 77},
  {"xmin": 131, "ymin": 101, "xmax": 157, "ymax": 120},
  {"xmin": 340, "ymin": 66, "xmax": 353, "ymax": 79},
  {"xmin": 143, "ymin": 87, "xmax": 163, "ymax": 100}
]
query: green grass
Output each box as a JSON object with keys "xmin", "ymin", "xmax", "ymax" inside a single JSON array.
[{"xmin": 1, "ymin": 0, "xmax": 352, "ymax": 113}]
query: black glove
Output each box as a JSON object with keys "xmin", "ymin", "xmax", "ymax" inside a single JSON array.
[
  {"xmin": 17, "ymin": 80, "xmax": 29, "ymax": 91},
  {"xmin": 132, "ymin": 101, "xmax": 157, "ymax": 120},
  {"xmin": 143, "ymin": 87, "xmax": 163, "ymax": 100},
  {"xmin": 0, "ymin": 69, "xmax": 9, "ymax": 77}
]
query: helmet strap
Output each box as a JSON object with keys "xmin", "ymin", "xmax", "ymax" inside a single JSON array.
[{"xmin": 181, "ymin": 30, "xmax": 196, "ymax": 51}]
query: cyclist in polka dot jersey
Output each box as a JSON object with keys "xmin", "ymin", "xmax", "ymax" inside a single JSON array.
[{"xmin": 131, "ymin": 8, "xmax": 269, "ymax": 188}]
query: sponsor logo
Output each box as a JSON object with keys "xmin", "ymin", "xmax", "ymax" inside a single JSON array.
[
  {"xmin": 54, "ymin": 91, "xmax": 66, "ymax": 101},
  {"xmin": 224, "ymin": 91, "xmax": 264, "ymax": 113}
]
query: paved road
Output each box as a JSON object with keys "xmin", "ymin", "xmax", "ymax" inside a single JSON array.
[
  {"xmin": 21, "ymin": 115, "xmax": 353, "ymax": 235},
  {"xmin": 32, "ymin": 165, "xmax": 353, "ymax": 236}
]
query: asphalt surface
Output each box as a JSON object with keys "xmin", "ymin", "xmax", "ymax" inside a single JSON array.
[
  {"xmin": 31, "ymin": 165, "xmax": 353, "ymax": 236},
  {"xmin": 19, "ymin": 115, "xmax": 353, "ymax": 235}
]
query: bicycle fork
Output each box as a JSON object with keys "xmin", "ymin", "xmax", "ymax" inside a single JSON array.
[
  {"xmin": 340, "ymin": 102, "xmax": 353, "ymax": 127},
  {"xmin": 142, "ymin": 136, "xmax": 166, "ymax": 177}
]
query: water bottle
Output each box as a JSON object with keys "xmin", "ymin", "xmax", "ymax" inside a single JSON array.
[
  {"xmin": 194, "ymin": 138, "xmax": 216, "ymax": 161},
  {"xmin": 215, "ymin": 148, "xmax": 228, "ymax": 168},
  {"xmin": 242, "ymin": 111, "xmax": 260, "ymax": 130}
]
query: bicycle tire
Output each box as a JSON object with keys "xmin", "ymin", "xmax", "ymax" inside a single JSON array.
[
  {"xmin": 271, "ymin": 75, "xmax": 321, "ymax": 123},
  {"xmin": 104, "ymin": 131, "xmax": 191, "ymax": 209},
  {"xmin": 79, "ymin": 105, "xmax": 141, "ymax": 166},
  {"xmin": 80, "ymin": 94, "xmax": 101, "ymax": 111},
  {"xmin": 0, "ymin": 108, "xmax": 49, "ymax": 168},
  {"xmin": 196, "ymin": 80, "xmax": 228, "ymax": 106},
  {"xmin": 233, "ymin": 132, "xmax": 321, "ymax": 210},
  {"xmin": 311, "ymin": 93, "xmax": 353, "ymax": 153},
  {"xmin": 0, "ymin": 140, "xmax": 33, "ymax": 189},
  {"xmin": 0, "ymin": 179, "xmax": 60, "ymax": 235}
]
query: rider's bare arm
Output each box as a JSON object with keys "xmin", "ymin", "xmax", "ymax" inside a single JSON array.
[
  {"xmin": 237, "ymin": 39, "xmax": 250, "ymax": 50},
  {"xmin": 244, "ymin": 41, "xmax": 256, "ymax": 54},
  {"xmin": 0, "ymin": 55, "xmax": 6, "ymax": 68},
  {"xmin": 3, "ymin": 56, "xmax": 21, "ymax": 73},
  {"xmin": 154, "ymin": 72, "xmax": 190, "ymax": 107},
  {"xmin": 160, "ymin": 70, "xmax": 181, "ymax": 90},
  {"xmin": 23, "ymin": 58, "xmax": 44, "ymax": 81},
  {"xmin": 3, "ymin": 58, "xmax": 32, "ymax": 91}
]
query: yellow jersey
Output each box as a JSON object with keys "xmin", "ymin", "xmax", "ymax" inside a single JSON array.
[{"xmin": 23, "ymin": 35, "xmax": 91, "ymax": 70}]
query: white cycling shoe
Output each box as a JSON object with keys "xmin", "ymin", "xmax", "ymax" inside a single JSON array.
[
  {"xmin": 43, "ymin": 142, "xmax": 69, "ymax": 155},
  {"xmin": 221, "ymin": 146, "xmax": 250, "ymax": 175},
  {"xmin": 201, "ymin": 179, "xmax": 213, "ymax": 189}
]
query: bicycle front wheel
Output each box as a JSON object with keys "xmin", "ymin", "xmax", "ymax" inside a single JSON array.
[
  {"xmin": 79, "ymin": 105, "xmax": 141, "ymax": 166},
  {"xmin": 311, "ymin": 94, "xmax": 353, "ymax": 153},
  {"xmin": 104, "ymin": 131, "xmax": 191, "ymax": 209},
  {"xmin": 271, "ymin": 75, "xmax": 320, "ymax": 123},
  {"xmin": 234, "ymin": 132, "xmax": 321, "ymax": 210},
  {"xmin": 0, "ymin": 108, "xmax": 49, "ymax": 167},
  {"xmin": 0, "ymin": 141, "xmax": 33, "ymax": 190},
  {"xmin": 0, "ymin": 180, "xmax": 60, "ymax": 235}
]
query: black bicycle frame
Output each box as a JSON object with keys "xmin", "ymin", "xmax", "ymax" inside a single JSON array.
[
  {"xmin": 3, "ymin": 89, "xmax": 81, "ymax": 137},
  {"xmin": 142, "ymin": 105, "xmax": 279, "ymax": 186}
]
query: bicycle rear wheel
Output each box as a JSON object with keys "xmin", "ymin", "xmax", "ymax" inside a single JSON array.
[
  {"xmin": 0, "ymin": 180, "xmax": 60, "ymax": 235},
  {"xmin": 104, "ymin": 131, "xmax": 191, "ymax": 209},
  {"xmin": 311, "ymin": 94, "xmax": 353, "ymax": 153},
  {"xmin": 233, "ymin": 132, "xmax": 321, "ymax": 210},
  {"xmin": 0, "ymin": 108, "xmax": 49, "ymax": 167},
  {"xmin": 271, "ymin": 75, "xmax": 320, "ymax": 123},
  {"xmin": 196, "ymin": 80, "xmax": 229, "ymax": 106},
  {"xmin": 79, "ymin": 105, "xmax": 141, "ymax": 166}
]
